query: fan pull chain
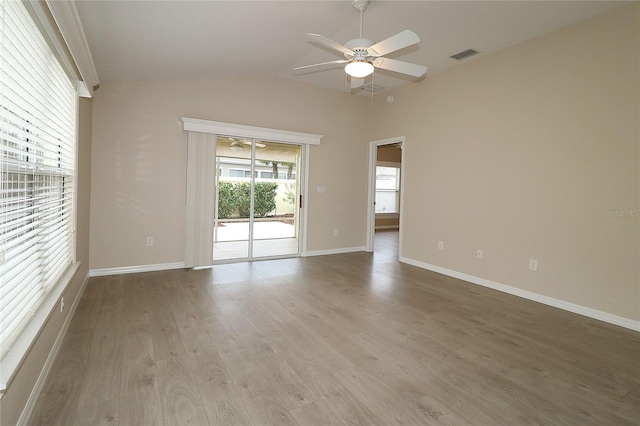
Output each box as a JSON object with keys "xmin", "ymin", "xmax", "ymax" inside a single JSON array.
[{"xmin": 371, "ymin": 71, "xmax": 374, "ymax": 106}]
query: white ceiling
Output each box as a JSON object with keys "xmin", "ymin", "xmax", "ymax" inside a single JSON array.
[{"xmin": 75, "ymin": 0, "xmax": 630, "ymax": 94}]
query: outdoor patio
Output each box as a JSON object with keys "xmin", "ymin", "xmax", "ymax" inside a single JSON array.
[{"xmin": 213, "ymin": 220, "xmax": 298, "ymax": 260}]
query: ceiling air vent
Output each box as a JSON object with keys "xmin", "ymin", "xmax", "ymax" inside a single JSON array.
[
  {"xmin": 362, "ymin": 84, "xmax": 385, "ymax": 93},
  {"xmin": 450, "ymin": 49, "xmax": 479, "ymax": 61}
]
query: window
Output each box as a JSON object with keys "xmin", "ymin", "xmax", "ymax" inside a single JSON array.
[
  {"xmin": 1, "ymin": 0, "xmax": 77, "ymax": 384},
  {"xmin": 375, "ymin": 165, "xmax": 400, "ymax": 214}
]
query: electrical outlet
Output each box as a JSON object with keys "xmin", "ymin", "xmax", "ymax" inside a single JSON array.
[
  {"xmin": 438, "ymin": 241, "xmax": 444, "ymax": 250},
  {"xmin": 60, "ymin": 297, "xmax": 64, "ymax": 312},
  {"xmin": 529, "ymin": 259, "xmax": 538, "ymax": 271},
  {"xmin": 476, "ymin": 249, "xmax": 483, "ymax": 259},
  {"xmin": 146, "ymin": 237, "xmax": 154, "ymax": 247},
  {"xmin": 333, "ymin": 228, "xmax": 339, "ymax": 237}
]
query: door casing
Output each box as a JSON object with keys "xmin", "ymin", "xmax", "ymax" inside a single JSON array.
[{"xmin": 366, "ymin": 136, "xmax": 405, "ymax": 255}]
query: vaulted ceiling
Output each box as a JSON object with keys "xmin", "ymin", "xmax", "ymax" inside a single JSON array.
[{"xmin": 75, "ymin": 1, "xmax": 630, "ymax": 93}]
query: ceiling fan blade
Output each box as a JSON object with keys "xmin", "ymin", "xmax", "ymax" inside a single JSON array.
[
  {"xmin": 238, "ymin": 140, "xmax": 266, "ymax": 148},
  {"xmin": 294, "ymin": 59, "xmax": 348, "ymax": 72},
  {"xmin": 373, "ymin": 57, "xmax": 426, "ymax": 78},
  {"xmin": 306, "ymin": 33, "xmax": 353, "ymax": 56},
  {"xmin": 368, "ymin": 30, "xmax": 420, "ymax": 57}
]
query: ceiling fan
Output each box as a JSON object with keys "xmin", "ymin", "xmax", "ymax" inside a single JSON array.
[
  {"xmin": 294, "ymin": 0, "xmax": 427, "ymax": 89},
  {"xmin": 223, "ymin": 137, "xmax": 266, "ymax": 152}
]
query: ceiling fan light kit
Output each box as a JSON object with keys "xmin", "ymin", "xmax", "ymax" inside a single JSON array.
[
  {"xmin": 345, "ymin": 59, "xmax": 374, "ymax": 78},
  {"xmin": 294, "ymin": 0, "xmax": 426, "ymax": 88}
]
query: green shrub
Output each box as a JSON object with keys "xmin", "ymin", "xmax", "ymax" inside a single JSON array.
[
  {"xmin": 283, "ymin": 183, "xmax": 296, "ymax": 205},
  {"xmin": 218, "ymin": 181, "xmax": 278, "ymax": 218},
  {"xmin": 217, "ymin": 181, "xmax": 237, "ymax": 219},
  {"xmin": 236, "ymin": 182, "xmax": 251, "ymax": 218},
  {"xmin": 253, "ymin": 182, "xmax": 278, "ymax": 217}
]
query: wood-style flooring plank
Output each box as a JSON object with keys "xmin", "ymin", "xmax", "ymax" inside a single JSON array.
[
  {"xmin": 119, "ymin": 332, "xmax": 164, "ymax": 426},
  {"xmin": 119, "ymin": 277, "xmax": 163, "ymax": 426},
  {"xmin": 28, "ymin": 231, "xmax": 640, "ymax": 425},
  {"xmin": 28, "ymin": 281, "xmax": 104, "ymax": 426},
  {"xmin": 223, "ymin": 311, "xmax": 313, "ymax": 410},
  {"xmin": 206, "ymin": 316, "xmax": 298, "ymax": 425},
  {"xmin": 73, "ymin": 276, "xmax": 124, "ymax": 425}
]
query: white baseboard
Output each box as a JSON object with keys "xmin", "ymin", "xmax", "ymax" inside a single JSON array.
[
  {"xmin": 399, "ymin": 256, "xmax": 640, "ymax": 332},
  {"xmin": 18, "ymin": 273, "xmax": 90, "ymax": 426},
  {"xmin": 303, "ymin": 246, "xmax": 366, "ymax": 257},
  {"xmin": 89, "ymin": 261, "xmax": 186, "ymax": 277}
]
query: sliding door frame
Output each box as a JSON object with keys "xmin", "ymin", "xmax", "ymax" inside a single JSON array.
[{"xmin": 182, "ymin": 117, "xmax": 322, "ymax": 265}]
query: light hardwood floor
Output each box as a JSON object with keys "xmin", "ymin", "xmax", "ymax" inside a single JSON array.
[{"xmin": 29, "ymin": 231, "xmax": 639, "ymax": 425}]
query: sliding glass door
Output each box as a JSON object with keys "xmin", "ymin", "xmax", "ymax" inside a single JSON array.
[{"xmin": 213, "ymin": 136, "xmax": 301, "ymax": 261}]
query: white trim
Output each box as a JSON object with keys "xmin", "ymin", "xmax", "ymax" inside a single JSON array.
[
  {"xmin": 302, "ymin": 246, "xmax": 366, "ymax": 257},
  {"xmin": 300, "ymin": 144, "xmax": 310, "ymax": 255},
  {"xmin": 18, "ymin": 273, "xmax": 90, "ymax": 425},
  {"xmin": 400, "ymin": 256, "xmax": 640, "ymax": 332},
  {"xmin": 89, "ymin": 262, "xmax": 186, "ymax": 277},
  {"xmin": 181, "ymin": 117, "xmax": 323, "ymax": 146},
  {"xmin": 24, "ymin": 1, "xmax": 77, "ymax": 84},
  {"xmin": 45, "ymin": 0, "xmax": 99, "ymax": 97}
]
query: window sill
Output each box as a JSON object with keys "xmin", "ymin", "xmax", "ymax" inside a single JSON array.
[
  {"xmin": 375, "ymin": 213, "xmax": 400, "ymax": 219},
  {"xmin": 0, "ymin": 261, "xmax": 81, "ymax": 398}
]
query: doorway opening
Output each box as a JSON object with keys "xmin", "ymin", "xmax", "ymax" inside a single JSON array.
[
  {"xmin": 213, "ymin": 136, "xmax": 302, "ymax": 261},
  {"xmin": 366, "ymin": 137, "xmax": 404, "ymax": 258}
]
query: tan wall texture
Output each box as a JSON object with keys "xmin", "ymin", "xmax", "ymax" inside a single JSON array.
[
  {"xmin": 369, "ymin": 4, "xmax": 639, "ymax": 321},
  {"xmin": 89, "ymin": 5, "xmax": 638, "ymax": 321},
  {"xmin": 89, "ymin": 77, "xmax": 370, "ymax": 269}
]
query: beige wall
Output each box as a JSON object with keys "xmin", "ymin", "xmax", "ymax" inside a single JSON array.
[
  {"xmin": 369, "ymin": 4, "xmax": 639, "ymax": 322},
  {"xmin": 377, "ymin": 144, "xmax": 402, "ymax": 163},
  {"xmin": 1, "ymin": 98, "xmax": 93, "ymax": 425},
  {"xmin": 88, "ymin": 5, "xmax": 638, "ymax": 323},
  {"xmin": 89, "ymin": 77, "xmax": 370, "ymax": 269}
]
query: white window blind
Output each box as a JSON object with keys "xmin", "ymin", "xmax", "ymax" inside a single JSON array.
[{"xmin": 0, "ymin": 0, "xmax": 77, "ymax": 367}]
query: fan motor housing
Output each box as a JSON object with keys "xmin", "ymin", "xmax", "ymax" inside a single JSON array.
[{"xmin": 345, "ymin": 38, "xmax": 375, "ymax": 50}]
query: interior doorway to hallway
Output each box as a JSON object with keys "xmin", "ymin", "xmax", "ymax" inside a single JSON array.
[
  {"xmin": 366, "ymin": 137, "xmax": 404, "ymax": 258},
  {"xmin": 373, "ymin": 229, "xmax": 399, "ymax": 262}
]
